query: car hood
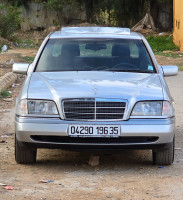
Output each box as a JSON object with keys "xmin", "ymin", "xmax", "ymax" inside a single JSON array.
[{"xmin": 28, "ymin": 71, "xmax": 163, "ymax": 101}]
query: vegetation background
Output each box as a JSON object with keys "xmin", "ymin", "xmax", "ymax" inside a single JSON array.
[
  {"xmin": 0, "ymin": 0, "xmax": 173, "ymax": 38},
  {"xmin": 0, "ymin": 0, "xmax": 179, "ymax": 59}
]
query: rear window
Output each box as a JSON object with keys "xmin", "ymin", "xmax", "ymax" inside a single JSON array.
[{"xmin": 36, "ymin": 38, "xmax": 155, "ymax": 73}]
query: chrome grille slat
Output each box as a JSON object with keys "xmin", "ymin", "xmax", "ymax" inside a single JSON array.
[
  {"xmin": 65, "ymin": 112, "xmax": 96, "ymax": 114},
  {"xmin": 64, "ymin": 112, "xmax": 124, "ymax": 115},
  {"xmin": 63, "ymin": 98, "xmax": 126, "ymax": 121}
]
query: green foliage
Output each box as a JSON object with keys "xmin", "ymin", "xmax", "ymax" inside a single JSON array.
[
  {"xmin": 44, "ymin": 0, "xmax": 79, "ymax": 10},
  {"xmin": 16, "ymin": 54, "xmax": 35, "ymax": 63},
  {"xmin": 0, "ymin": 0, "xmax": 173, "ymax": 37},
  {"xmin": 34, "ymin": 0, "xmax": 150, "ymax": 26},
  {"xmin": 5, "ymin": 0, "xmax": 23, "ymax": 6},
  {"xmin": 5, "ymin": 0, "xmax": 172, "ymax": 29},
  {"xmin": 155, "ymin": 51, "xmax": 183, "ymax": 58},
  {"xmin": 0, "ymin": 3, "xmax": 21, "ymax": 38},
  {"xmin": 12, "ymin": 37, "xmax": 36, "ymax": 48},
  {"xmin": 84, "ymin": 0, "xmax": 173, "ymax": 28},
  {"xmin": 84, "ymin": 0, "xmax": 149, "ymax": 26},
  {"xmin": 23, "ymin": 56, "xmax": 35, "ymax": 62},
  {"xmin": 0, "ymin": 42, "xmax": 2, "ymax": 50},
  {"xmin": 0, "ymin": 90, "xmax": 12, "ymax": 98},
  {"xmin": 146, "ymin": 35, "xmax": 179, "ymax": 52}
]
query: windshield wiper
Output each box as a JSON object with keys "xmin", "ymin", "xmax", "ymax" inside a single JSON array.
[{"xmin": 102, "ymin": 69, "xmax": 155, "ymax": 73}]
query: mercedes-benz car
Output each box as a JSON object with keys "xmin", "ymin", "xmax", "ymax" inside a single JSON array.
[{"xmin": 13, "ymin": 27, "xmax": 178, "ymax": 165}]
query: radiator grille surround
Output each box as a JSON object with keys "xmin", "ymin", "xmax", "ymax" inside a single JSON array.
[{"xmin": 62, "ymin": 98, "xmax": 126, "ymax": 121}]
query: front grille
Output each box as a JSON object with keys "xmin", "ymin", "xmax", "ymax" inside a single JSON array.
[
  {"xmin": 31, "ymin": 136, "xmax": 159, "ymax": 144},
  {"xmin": 62, "ymin": 98, "xmax": 126, "ymax": 120}
]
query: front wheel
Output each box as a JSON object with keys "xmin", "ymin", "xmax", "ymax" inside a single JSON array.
[
  {"xmin": 15, "ymin": 136, "xmax": 37, "ymax": 164},
  {"xmin": 152, "ymin": 138, "xmax": 174, "ymax": 165}
]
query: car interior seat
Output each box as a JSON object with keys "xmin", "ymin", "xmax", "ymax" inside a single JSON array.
[
  {"xmin": 60, "ymin": 44, "xmax": 80, "ymax": 70},
  {"xmin": 112, "ymin": 44, "xmax": 131, "ymax": 62}
]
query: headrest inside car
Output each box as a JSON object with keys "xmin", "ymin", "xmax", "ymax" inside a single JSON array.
[
  {"xmin": 112, "ymin": 44, "xmax": 130, "ymax": 57},
  {"xmin": 61, "ymin": 44, "xmax": 80, "ymax": 57}
]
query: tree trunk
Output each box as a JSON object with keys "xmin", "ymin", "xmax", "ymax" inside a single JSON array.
[{"xmin": 150, "ymin": 0, "xmax": 173, "ymax": 31}]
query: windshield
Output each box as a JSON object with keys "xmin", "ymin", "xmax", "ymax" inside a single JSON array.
[{"xmin": 35, "ymin": 38, "xmax": 156, "ymax": 73}]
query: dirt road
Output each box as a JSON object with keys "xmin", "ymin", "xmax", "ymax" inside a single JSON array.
[{"xmin": 1, "ymin": 64, "xmax": 183, "ymax": 200}]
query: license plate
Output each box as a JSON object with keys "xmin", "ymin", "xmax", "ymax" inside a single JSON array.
[{"xmin": 68, "ymin": 125, "xmax": 121, "ymax": 137}]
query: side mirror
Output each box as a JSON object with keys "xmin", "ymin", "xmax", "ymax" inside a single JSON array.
[
  {"xmin": 161, "ymin": 65, "xmax": 178, "ymax": 77},
  {"xmin": 13, "ymin": 63, "xmax": 30, "ymax": 75}
]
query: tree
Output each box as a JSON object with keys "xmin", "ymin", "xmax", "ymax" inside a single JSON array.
[{"xmin": 150, "ymin": 0, "xmax": 173, "ymax": 31}]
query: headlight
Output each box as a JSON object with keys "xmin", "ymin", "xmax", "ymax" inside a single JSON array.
[
  {"xmin": 16, "ymin": 99, "xmax": 58, "ymax": 116},
  {"xmin": 131, "ymin": 101, "xmax": 173, "ymax": 117}
]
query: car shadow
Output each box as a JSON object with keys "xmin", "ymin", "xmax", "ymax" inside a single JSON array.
[{"xmin": 35, "ymin": 149, "xmax": 153, "ymax": 171}]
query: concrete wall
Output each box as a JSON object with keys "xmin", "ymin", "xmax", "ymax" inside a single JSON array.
[
  {"xmin": 173, "ymin": 0, "xmax": 183, "ymax": 51},
  {"xmin": 21, "ymin": 2, "xmax": 87, "ymax": 31}
]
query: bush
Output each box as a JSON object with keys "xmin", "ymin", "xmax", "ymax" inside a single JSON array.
[
  {"xmin": 0, "ymin": 90, "xmax": 12, "ymax": 98},
  {"xmin": 146, "ymin": 35, "xmax": 179, "ymax": 52},
  {"xmin": 0, "ymin": 3, "xmax": 21, "ymax": 38},
  {"xmin": 44, "ymin": 0, "xmax": 78, "ymax": 10}
]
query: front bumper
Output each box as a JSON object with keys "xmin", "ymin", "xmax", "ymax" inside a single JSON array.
[{"xmin": 15, "ymin": 116, "xmax": 175, "ymax": 150}]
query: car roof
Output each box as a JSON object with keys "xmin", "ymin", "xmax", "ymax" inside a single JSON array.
[{"xmin": 50, "ymin": 27, "xmax": 142, "ymax": 40}]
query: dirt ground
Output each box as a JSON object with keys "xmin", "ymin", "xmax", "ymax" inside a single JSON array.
[{"xmin": 0, "ymin": 49, "xmax": 183, "ymax": 200}]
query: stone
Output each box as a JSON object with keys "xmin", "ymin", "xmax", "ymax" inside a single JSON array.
[{"xmin": 88, "ymin": 154, "xmax": 100, "ymax": 167}]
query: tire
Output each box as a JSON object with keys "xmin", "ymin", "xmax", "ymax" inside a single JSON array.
[
  {"xmin": 152, "ymin": 138, "xmax": 174, "ymax": 165},
  {"xmin": 15, "ymin": 136, "xmax": 37, "ymax": 164}
]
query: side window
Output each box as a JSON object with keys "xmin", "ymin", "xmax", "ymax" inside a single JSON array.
[{"xmin": 129, "ymin": 43, "xmax": 139, "ymax": 58}]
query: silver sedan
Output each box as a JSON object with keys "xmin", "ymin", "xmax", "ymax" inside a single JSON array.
[{"xmin": 13, "ymin": 27, "xmax": 178, "ymax": 165}]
